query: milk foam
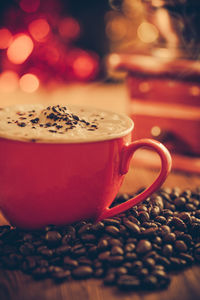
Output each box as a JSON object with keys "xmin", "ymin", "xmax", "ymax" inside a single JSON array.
[{"xmin": 0, "ymin": 104, "xmax": 133, "ymax": 143}]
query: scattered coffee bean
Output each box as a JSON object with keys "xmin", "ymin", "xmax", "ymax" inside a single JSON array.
[
  {"xmin": 45, "ymin": 231, "xmax": 62, "ymax": 247},
  {"xmin": 0, "ymin": 187, "xmax": 200, "ymax": 292},
  {"xmin": 72, "ymin": 266, "xmax": 93, "ymax": 279},
  {"xmin": 136, "ymin": 240, "xmax": 152, "ymax": 254}
]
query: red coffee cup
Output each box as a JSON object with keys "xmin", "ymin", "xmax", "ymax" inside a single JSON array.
[{"xmin": 0, "ymin": 106, "xmax": 171, "ymax": 229}]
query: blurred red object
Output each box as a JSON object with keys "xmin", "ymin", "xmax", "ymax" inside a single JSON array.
[{"xmin": 108, "ymin": 53, "xmax": 200, "ymax": 159}]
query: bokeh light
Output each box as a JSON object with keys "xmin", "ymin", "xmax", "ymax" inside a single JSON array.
[
  {"xmin": 19, "ymin": 73, "xmax": 39, "ymax": 93},
  {"xmin": 139, "ymin": 81, "xmax": 151, "ymax": 93},
  {"xmin": 29, "ymin": 18, "xmax": 50, "ymax": 42},
  {"xmin": 72, "ymin": 53, "xmax": 99, "ymax": 80},
  {"xmin": 58, "ymin": 17, "xmax": 80, "ymax": 40},
  {"xmin": 137, "ymin": 22, "xmax": 159, "ymax": 43},
  {"xmin": 7, "ymin": 34, "xmax": 34, "ymax": 64},
  {"xmin": 151, "ymin": 126, "xmax": 161, "ymax": 137},
  {"xmin": 190, "ymin": 86, "xmax": 200, "ymax": 96},
  {"xmin": 0, "ymin": 28, "xmax": 12, "ymax": 49},
  {"xmin": 106, "ymin": 16, "xmax": 128, "ymax": 41},
  {"xmin": 0, "ymin": 71, "xmax": 19, "ymax": 93},
  {"xmin": 19, "ymin": 0, "xmax": 40, "ymax": 13}
]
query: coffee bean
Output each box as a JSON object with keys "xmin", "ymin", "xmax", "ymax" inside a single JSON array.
[
  {"xmin": 63, "ymin": 257, "xmax": 78, "ymax": 269},
  {"xmin": 45, "ymin": 231, "xmax": 62, "ymax": 247},
  {"xmin": 179, "ymin": 253, "xmax": 194, "ymax": 264},
  {"xmin": 162, "ymin": 244, "xmax": 173, "ymax": 257},
  {"xmin": 111, "ymin": 246, "xmax": 124, "ymax": 256},
  {"xmin": 169, "ymin": 217, "xmax": 186, "ymax": 230},
  {"xmin": 156, "ymin": 256, "xmax": 171, "ymax": 269},
  {"xmin": 80, "ymin": 233, "xmax": 96, "ymax": 242},
  {"xmin": 152, "ymin": 270, "xmax": 170, "ymax": 288},
  {"xmin": 104, "ymin": 226, "xmax": 120, "ymax": 236},
  {"xmin": 142, "ymin": 275, "xmax": 158, "ymax": 290},
  {"xmin": 78, "ymin": 224, "xmax": 92, "ymax": 235},
  {"xmin": 185, "ymin": 203, "xmax": 196, "ymax": 211},
  {"xmin": 22, "ymin": 257, "xmax": 37, "ymax": 272},
  {"xmin": 38, "ymin": 259, "xmax": 49, "ymax": 268},
  {"xmin": 169, "ymin": 257, "xmax": 183, "ymax": 270},
  {"xmin": 125, "ymin": 252, "xmax": 137, "ymax": 262},
  {"xmin": 143, "ymin": 257, "xmax": 155, "ymax": 270},
  {"xmin": 38, "ymin": 248, "xmax": 53, "ymax": 258},
  {"xmin": 72, "ymin": 266, "xmax": 93, "ymax": 279},
  {"xmin": 103, "ymin": 218, "xmax": 120, "ymax": 226},
  {"xmin": 108, "ymin": 238, "xmax": 123, "ymax": 247},
  {"xmin": 117, "ymin": 275, "xmax": 141, "ymax": 290},
  {"xmin": 174, "ymin": 197, "xmax": 186, "ymax": 208},
  {"xmin": 194, "ymin": 247, "xmax": 200, "ymax": 262},
  {"xmin": 178, "ymin": 212, "xmax": 191, "ymax": 224},
  {"xmin": 104, "ymin": 272, "xmax": 116, "ymax": 285},
  {"xmin": 124, "ymin": 243, "xmax": 135, "ymax": 252},
  {"xmin": 94, "ymin": 268, "xmax": 104, "ymax": 278},
  {"xmin": 97, "ymin": 239, "xmax": 109, "ymax": 250},
  {"xmin": 174, "ymin": 240, "xmax": 188, "ymax": 253},
  {"xmin": 136, "ymin": 240, "xmax": 152, "ymax": 254},
  {"xmin": 152, "ymin": 236, "xmax": 162, "ymax": 245},
  {"xmin": 78, "ymin": 257, "xmax": 92, "ymax": 266},
  {"xmin": 138, "ymin": 211, "xmax": 150, "ymax": 222},
  {"xmin": 162, "ymin": 209, "xmax": 174, "ymax": 218},
  {"xmin": 127, "ymin": 215, "xmax": 140, "ymax": 225},
  {"xmin": 55, "ymin": 245, "xmax": 71, "ymax": 255},
  {"xmin": 19, "ymin": 243, "xmax": 35, "ymax": 256},
  {"xmin": 140, "ymin": 227, "xmax": 158, "ymax": 238},
  {"xmin": 90, "ymin": 222, "xmax": 104, "ymax": 232},
  {"xmin": 51, "ymin": 269, "xmax": 71, "ymax": 281},
  {"xmin": 154, "ymin": 216, "xmax": 167, "ymax": 224},
  {"xmin": 123, "ymin": 220, "xmax": 141, "ymax": 235},
  {"xmin": 98, "ymin": 251, "xmax": 111, "ymax": 261},
  {"xmin": 0, "ymin": 186, "xmax": 200, "ymax": 292},
  {"xmin": 150, "ymin": 206, "xmax": 161, "ymax": 218},
  {"xmin": 163, "ymin": 232, "xmax": 176, "ymax": 243}
]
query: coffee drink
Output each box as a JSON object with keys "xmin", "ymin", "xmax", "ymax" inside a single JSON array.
[{"xmin": 0, "ymin": 104, "xmax": 133, "ymax": 143}]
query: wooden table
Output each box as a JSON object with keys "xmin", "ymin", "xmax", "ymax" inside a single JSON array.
[{"xmin": 0, "ymin": 83, "xmax": 200, "ymax": 300}]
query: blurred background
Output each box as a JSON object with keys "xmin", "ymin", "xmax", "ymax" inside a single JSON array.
[
  {"xmin": 0, "ymin": 0, "xmax": 200, "ymax": 171},
  {"xmin": 0, "ymin": 0, "xmax": 200, "ymax": 91}
]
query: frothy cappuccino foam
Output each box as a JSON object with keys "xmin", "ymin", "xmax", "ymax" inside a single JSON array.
[{"xmin": 0, "ymin": 104, "xmax": 133, "ymax": 143}]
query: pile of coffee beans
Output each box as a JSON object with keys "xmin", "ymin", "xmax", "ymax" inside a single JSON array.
[{"xmin": 0, "ymin": 187, "xmax": 200, "ymax": 291}]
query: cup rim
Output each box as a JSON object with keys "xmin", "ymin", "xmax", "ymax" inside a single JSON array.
[{"xmin": 0, "ymin": 104, "xmax": 134, "ymax": 144}]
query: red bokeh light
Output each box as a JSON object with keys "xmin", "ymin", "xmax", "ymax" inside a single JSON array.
[
  {"xmin": 29, "ymin": 18, "xmax": 50, "ymax": 42},
  {"xmin": 68, "ymin": 50, "xmax": 99, "ymax": 80},
  {"xmin": 58, "ymin": 17, "xmax": 80, "ymax": 40},
  {"xmin": 0, "ymin": 28, "xmax": 13, "ymax": 49},
  {"xmin": 19, "ymin": 73, "xmax": 39, "ymax": 93},
  {"xmin": 19, "ymin": 0, "xmax": 40, "ymax": 13},
  {"xmin": 0, "ymin": 70, "xmax": 19, "ymax": 92},
  {"xmin": 7, "ymin": 34, "xmax": 34, "ymax": 64}
]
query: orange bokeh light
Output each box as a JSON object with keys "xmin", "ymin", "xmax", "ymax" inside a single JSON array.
[
  {"xmin": 19, "ymin": 0, "xmax": 40, "ymax": 13},
  {"xmin": 19, "ymin": 73, "xmax": 39, "ymax": 93},
  {"xmin": 0, "ymin": 71, "xmax": 19, "ymax": 93},
  {"xmin": 0, "ymin": 28, "xmax": 12, "ymax": 49},
  {"xmin": 58, "ymin": 17, "xmax": 80, "ymax": 40},
  {"xmin": 29, "ymin": 18, "xmax": 50, "ymax": 42},
  {"xmin": 7, "ymin": 34, "xmax": 34, "ymax": 64},
  {"xmin": 73, "ymin": 55, "xmax": 98, "ymax": 80}
]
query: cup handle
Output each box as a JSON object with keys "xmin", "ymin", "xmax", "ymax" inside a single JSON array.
[{"xmin": 97, "ymin": 138, "xmax": 172, "ymax": 221}]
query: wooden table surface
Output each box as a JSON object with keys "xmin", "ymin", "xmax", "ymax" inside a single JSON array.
[{"xmin": 0, "ymin": 83, "xmax": 200, "ymax": 300}]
